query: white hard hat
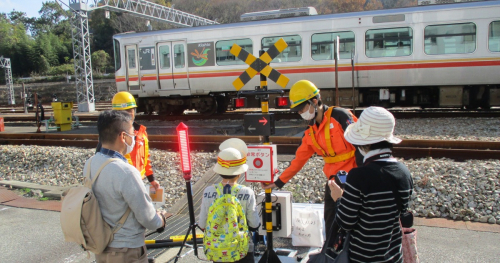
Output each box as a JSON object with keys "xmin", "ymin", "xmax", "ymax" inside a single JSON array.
[
  {"xmin": 219, "ymin": 138, "xmax": 248, "ymax": 156},
  {"xmin": 213, "ymin": 148, "xmax": 248, "ymax": 176}
]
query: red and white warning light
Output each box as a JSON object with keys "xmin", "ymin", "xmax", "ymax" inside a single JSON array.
[{"xmin": 176, "ymin": 122, "xmax": 192, "ymax": 180}]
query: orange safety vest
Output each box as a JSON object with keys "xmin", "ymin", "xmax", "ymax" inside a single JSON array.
[
  {"xmin": 308, "ymin": 107, "xmax": 356, "ymax": 164},
  {"xmin": 278, "ymin": 106, "xmax": 358, "ymax": 184},
  {"xmin": 124, "ymin": 124, "xmax": 153, "ymax": 179}
]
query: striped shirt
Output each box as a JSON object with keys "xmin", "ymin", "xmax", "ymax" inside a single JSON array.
[{"xmin": 337, "ymin": 161, "xmax": 413, "ymax": 263}]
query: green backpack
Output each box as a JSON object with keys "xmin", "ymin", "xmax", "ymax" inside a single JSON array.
[{"xmin": 203, "ymin": 183, "xmax": 249, "ymax": 262}]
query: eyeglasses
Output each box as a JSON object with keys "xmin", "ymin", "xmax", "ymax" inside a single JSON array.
[{"xmin": 123, "ymin": 131, "xmax": 134, "ymax": 139}]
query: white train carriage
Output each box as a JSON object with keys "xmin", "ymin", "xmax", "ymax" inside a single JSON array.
[{"xmin": 113, "ymin": 0, "xmax": 500, "ymax": 114}]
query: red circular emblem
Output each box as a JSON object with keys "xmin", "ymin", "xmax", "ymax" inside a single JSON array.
[{"xmin": 253, "ymin": 158, "xmax": 263, "ymax": 169}]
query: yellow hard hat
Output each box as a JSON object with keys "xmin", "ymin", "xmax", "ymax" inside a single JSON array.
[
  {"xmin": 289, "ymin": 80, "xmax": 320, "ymax": 111},
  {"xmin": 112, "ymin": 91, "xmax": 137, "ymax": 110}
]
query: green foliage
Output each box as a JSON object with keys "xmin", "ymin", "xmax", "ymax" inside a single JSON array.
[
  {"xmin": 48, "ymin": 63, "xmax": 74, "ymax": 75},
  {"xmin": 21, "ymin": 188, "xmax": 31, "ymax": 193},
  {"xmin": 0, "ymin": 0, "xmax": 416, "ymax": 81},
  {"xmin": 38, "ymin": 197, "xmax": 57, "ymax": 201},
  {"xmin": 91, "ymin": 50, "xmax": 112, "ymax": 75}
]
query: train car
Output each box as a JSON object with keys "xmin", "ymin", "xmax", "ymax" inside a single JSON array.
[{"xmin": 113, "ymin": 0, "xmax": 500, "ymax": 114}]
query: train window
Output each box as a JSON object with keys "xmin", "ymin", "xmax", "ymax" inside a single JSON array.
[
  {"xmin": 311, "ymin": 31, "xmax": 355, "ymax": 60},
  {"xmin": 158, "ymin": 45, "xmax": 171, "ymax": 69},
  {"xmin": 216, "ymin": 39, "xmax": 252, "ymax": 66},
  {"xmin": 261, "ymin": 35, "xmax": 302, "ymax": 63},
  {"xmin": 489, "ymin": 21, "xmax": 500, "ymax": 52},
  {"xmin": 174, "ymin": 44, "xmax": 185, "ymax": 68},
  {"xmin": 365, "ymin": 27, "xmax": 413, "ymax": 58},
  {"xmin": 139, "ymin": 47, "xmax": 156, "ymax": 70},
  {"xmin": 113, "ymin": 39, "xmax": 121, "ymax": 72},
  {"xmin": 424, "ymin": 23, "xmax": 476, "ymax": 55},
  {"xmin": 127, "ymin": 49, "xmax": 136, "ymax": 68}
]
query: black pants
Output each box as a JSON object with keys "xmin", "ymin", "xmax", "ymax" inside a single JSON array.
[{"xmin": 324, "ymin": 180, "xmax": 338, "ymax": 238}]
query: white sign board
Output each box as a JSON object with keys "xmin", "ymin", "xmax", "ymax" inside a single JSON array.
[{"xmin": 245, "ymin": 145, "xmax": 278, "ymax": 183}]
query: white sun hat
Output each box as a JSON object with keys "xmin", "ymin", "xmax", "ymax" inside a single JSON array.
[
  {"xmin": 344, "ymin": 106, "xmax": 402, "ymax": 146},
  {"xmin": 219, "ymin": 138, "xmax": 248, "ymax": 156},
  {"xmin": 213, "ymin": 147, "xmax": 248, "ymax": 176}
]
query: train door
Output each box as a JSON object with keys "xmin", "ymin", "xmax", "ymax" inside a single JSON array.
[
  {"xmin": 157, "ymin": 41, "xmax": 189, "ymax": 91},
  {"xmin": 125, "ymin": 45, "xmax": 140, "ymax": 91},
  {"xmin": 138, "ymin": 46, "xmax": 158, "ymax": 94}
]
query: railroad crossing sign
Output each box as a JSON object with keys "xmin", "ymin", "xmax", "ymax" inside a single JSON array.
[{"xmin": 230, "ymin": 38, "xmax": 290, "ymax": 90}]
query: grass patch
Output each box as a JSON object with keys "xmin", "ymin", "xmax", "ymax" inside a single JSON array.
[
  {"xmin": 20, "ymin": 188, "xmax": 31, "ymax": 194},
  {"xmin": 38, "ymin": 197, "xmax": 56, "ymax": 201}
]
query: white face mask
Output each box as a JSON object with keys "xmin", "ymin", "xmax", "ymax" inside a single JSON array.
[
  {"xmin": 124, "ymin": 132, "xmax": 135, "ymax": 155},
  {"xmin": 300, "ymin": 104, "xmax": 316, "ymax": 120}
]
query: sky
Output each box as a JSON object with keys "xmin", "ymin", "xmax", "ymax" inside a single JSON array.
[{"xmin": 0, "ymin": 0, "xmax": 48, "ymax": 18}]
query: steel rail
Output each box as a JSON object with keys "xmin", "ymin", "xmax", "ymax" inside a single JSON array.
[
  {"xmin": 4, "ymin": 110, "xmax": 500, "ymax": 122},
  {"xmin": 1, "ymin": 134, "xmax": 499, "ymax": 161}
]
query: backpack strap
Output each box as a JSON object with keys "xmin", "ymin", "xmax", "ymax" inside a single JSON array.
[
  {"xmin": 84, "ymin": 157, "xmax": 121, "ymax": 188},
  {"xmin": 112, "ymin": 207, "xmax": 132, "ymax": 234},
  {"xmin": 84, "ymin": 156, "xmax": 131, "ymax": 233},
  {"xmin": 214, "ymin": 183, "xmax": 243, "ymax": 197}
]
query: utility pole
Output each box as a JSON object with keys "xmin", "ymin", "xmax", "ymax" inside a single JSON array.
[
  {"xmin": 69, "ymin": 1, "xmax": 95, "ymax": 112},
  {"xmin": 23, "ymin": 83, "xmax": 28, "ymax": 114},
  {"xmin": 0, "ymin": 57, "xmax": 14, "ymax": 105},
  {"xmin": 62, "ymin": 0, "xmax": 218, "ymax": 112}
]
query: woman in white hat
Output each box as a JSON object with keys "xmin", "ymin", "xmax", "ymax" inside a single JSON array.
[
  {"xmin": 328, "ymin": 107, "xmax": 414, "ymax": 263},
  {"xmin": 198, "ymin": 138, "xmax": 261, "ymax": 263}
]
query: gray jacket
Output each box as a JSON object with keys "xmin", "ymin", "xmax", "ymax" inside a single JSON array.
[{"xmin": 85, "ymin": 153, "xmax": 163, "ymax": 248}]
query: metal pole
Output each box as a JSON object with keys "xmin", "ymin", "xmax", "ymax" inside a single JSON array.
[
  {"xmin": 258, "ymin": 50, "xmax": 281, "ymax": 263},
  {"xmin": 23, "ymin": 83, "xmax": 28, "ymax": 114},
  {"xmin": 185, "ymin": 179, "xmax": 199, "ymax": 257},
  {"xmin": 351, "ymin": 50, "xmax": 355, "ymax": 112},
  {"xmin": 174, "ymin": 178, "xmax": 199, "ymax": 263},
  {"xmin": 259, "ymin": 50, "xmax": 272, "ymax": 248},
  {"xmin": 260, "ymin": 50, "xmax": 270, "ymax": 145},
  {"xmin": 334, "ymin": 37, "xmax": 339, "ymax": 106}
]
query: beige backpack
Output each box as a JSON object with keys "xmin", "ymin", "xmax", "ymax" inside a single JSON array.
[{"xmin": 60, "ymin": 157, "xmax": 131, "ymax": 254}]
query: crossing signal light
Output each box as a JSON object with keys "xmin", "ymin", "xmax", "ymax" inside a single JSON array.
[
  {"xmin": 275, "ymin": 96, "xmax": 289, "ymax": 107},
  {"xmin": 233, "ymin": 97, "xmax": 247, "ymax": 108}
]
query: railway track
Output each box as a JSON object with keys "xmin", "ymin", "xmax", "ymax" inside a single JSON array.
[
  {"xmin": 0, "ymin": 133, "xmax": 498, "ymax": 161},
  {"xmin": 2, "ymin": 109, "xmax": 500, "ymax": 123}
]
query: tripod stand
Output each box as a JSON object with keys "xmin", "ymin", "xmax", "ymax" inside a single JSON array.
[{"xmin": 174, "ymin": 178, "xmax": 204, "ymax": 263}]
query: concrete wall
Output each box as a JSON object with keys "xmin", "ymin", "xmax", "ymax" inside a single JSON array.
[{"xmin": 0, "ymin": 80, "xmax": 117, "ymax": 106}]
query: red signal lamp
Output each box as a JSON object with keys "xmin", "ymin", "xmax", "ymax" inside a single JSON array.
[
  {"xmin": 176, "ymin": 122, "xmax": 192, "ymax": 180},
  {"xmin": 275, "ymin": 96, "xmax": 289, "ymax": 108},
  {"xmin": 233, "ymin": 97, "xmax": 247, "ymax": 108}
]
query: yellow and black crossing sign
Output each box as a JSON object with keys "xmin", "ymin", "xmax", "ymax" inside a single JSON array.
[{"xmin": 230, "ymin": 38, "xmax": 290, "ymax": 90}]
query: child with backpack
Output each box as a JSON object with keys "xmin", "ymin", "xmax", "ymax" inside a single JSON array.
[{"xmin": 198, "ymin": 138, "xmax": 261, "ymax": 263}]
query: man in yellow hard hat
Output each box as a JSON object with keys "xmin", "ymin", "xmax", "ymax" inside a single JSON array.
[
  {"xmin": 262, "ymin": 80, "xmax": 362, "ymax": 235},
  {"xmin": 97, "ymin": 91, "xmax": 160, "ymax": 190}
]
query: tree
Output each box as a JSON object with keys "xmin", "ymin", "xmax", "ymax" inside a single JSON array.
[
  {"xmin": 38, "ymin": 55, "xmax": 51, "ymax": 74},
  {"xmin": 91, "ymin": 50, "xmax": 111, "ymax": 75}
]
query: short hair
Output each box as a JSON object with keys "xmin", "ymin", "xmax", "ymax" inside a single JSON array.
[
  {"xmin": 97, "ymin": 110, "xmax": 132, "ymax": 144},
  {"xmin": 367, "ymin": 141, "xmax": 394, "ymax": 150},
  {"xmin": 220, "ymin": 174, "xmax": 238, "ymax": 180}
]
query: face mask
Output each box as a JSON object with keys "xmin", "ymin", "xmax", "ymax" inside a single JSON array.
[
  {"xmin": 300, "ymin": 104, "xmax": 316, "ymax": 120},
  {"xmin": 358, "ymin": 147, "xmax": 368, "ymax": 156},
  {"xmin": 124, "ymin": 132, "xmax": 135, "ymax": 155}
]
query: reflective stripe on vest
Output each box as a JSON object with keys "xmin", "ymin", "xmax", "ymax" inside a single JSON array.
[{"xmin": 308, "ymin": 106, "xmax": 355, "ymax": 164}]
